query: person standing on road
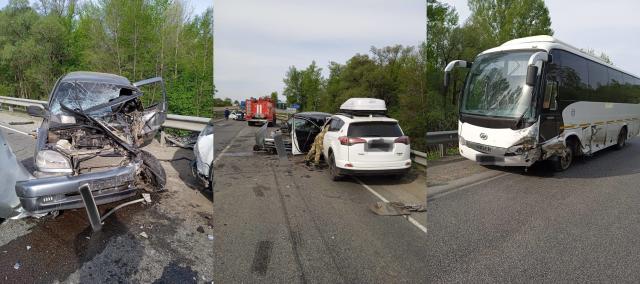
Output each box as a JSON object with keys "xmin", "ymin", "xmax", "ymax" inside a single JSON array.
[
  {"xmin": 224, "ymin": 108, "xmax": 230, "ymax": 120},
  {"xmin": 305, "ymin": 124, "xmax": 330, "ymax": 167}
]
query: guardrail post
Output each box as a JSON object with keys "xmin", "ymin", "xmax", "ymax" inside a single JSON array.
[
  {"xmin": 438, "ymin": 144, "xmax": 444, "ymax": 157},
  {"xmin": 8, "ymin": 105, "xmax": 13, "ymax": 112},
  {"xmin": 160, "ymin": 129, "xmax": 166, "ymax": 147}
]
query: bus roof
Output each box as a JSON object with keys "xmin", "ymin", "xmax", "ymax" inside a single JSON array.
[{"xmin": 481, "ymin": 35, "xmax": 639, "ymax": 79}]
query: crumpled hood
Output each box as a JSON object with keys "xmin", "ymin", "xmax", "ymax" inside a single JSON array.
[
  {"xmin": 0, "ymin": 131, "xmax": 33, "ymax": 218},
  {"xmin": 459, "ymin": 120, "xmax": 539, "ymax": 149}
]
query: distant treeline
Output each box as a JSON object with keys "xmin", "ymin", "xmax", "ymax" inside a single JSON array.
[
  {"xmin": 280, "ymin": 45, "xmax": 428, "ymax": 149},
  {"xmin": 0, "ymin": 0, "xmax": 213, "ymax": 117}
]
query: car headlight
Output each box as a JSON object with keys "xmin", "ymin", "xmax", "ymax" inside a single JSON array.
[{"xmin": 36, "ymin": 150, "xmax": 72, "ymax": 173}]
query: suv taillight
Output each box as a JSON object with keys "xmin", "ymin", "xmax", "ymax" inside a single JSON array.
[
  {"xmin": 339, "ymin": 136, "xmax": 367, "ymax": 146},
  {"xmin": 394, "ymin": 136, "xmax": 410, "ymax": 145}
]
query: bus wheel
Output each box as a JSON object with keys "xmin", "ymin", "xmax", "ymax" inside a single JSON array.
[
  {"xmin": 553, "ymin": 141, "xmax": 575, "ymax": 172},
  {"xmin": 615, "ymin": 127, "xmax": 627, "ymax": 150}
]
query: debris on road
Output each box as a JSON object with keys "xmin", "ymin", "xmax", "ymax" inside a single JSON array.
[
  {"xmin": 164, "ymin": 133, "xmax": 198, "ymax": 149},
  {"xmin": 142, "ymin": 193, "xmax": 152, "ymax": 204},
  {"xmin": 13, "ymin": 262, "xmax": 20, "ymax": 270},
  {"xmin": 26, "ymin": 246, "xmax": 31, "ymax": 251},
  {"xmin": 8, "ymin": 121, "xmax": 34, "ymax": 125},
  {"xmin": 207, "ymin": 234, "xmax": 214, "ymax": 241},
  {"xmin": 197, "ymin": 226, "xmax": 205, "ymax": 233},
  {"xmin": 140, "ymin": 231, "xmax": 149, "ymax": 239},
  {"xmin": 370, "ymin": 202, "xmax": 426, "ymax": 216}
]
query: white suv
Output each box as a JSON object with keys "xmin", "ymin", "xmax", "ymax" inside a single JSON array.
[{"xmin": 321, "ymin": 99, "xmax": 411, "ymax": 180}]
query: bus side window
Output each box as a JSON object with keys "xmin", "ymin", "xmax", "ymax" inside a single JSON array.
[{"xmin": 544, "ymin": 80, "xmax": 558, "ymax": 110}]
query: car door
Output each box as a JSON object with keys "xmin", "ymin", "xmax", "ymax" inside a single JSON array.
[
  {"xmin": 133, "ymin": 77, "xmax": 167, "ymax": 146},
  {"xmin": 322, "ymin": 117, "xmax": 344, "ymax": 160}
]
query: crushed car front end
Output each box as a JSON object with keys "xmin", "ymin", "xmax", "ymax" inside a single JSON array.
[{"xmin": 13, "ymin": 72, "xmax": 167, "ymax": 216}]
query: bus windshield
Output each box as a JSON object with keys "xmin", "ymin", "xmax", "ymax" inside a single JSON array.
[{"xmin": 461, "ymin": 51, "xmax": 536, "ymax": 119}]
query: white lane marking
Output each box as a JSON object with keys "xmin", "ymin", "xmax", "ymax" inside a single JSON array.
[
  {"xmin": 428, "ymin": 172, "xmax": 510, "ymax": 201},
  {"xmin": 0, "ymin": 123, "xmax": 32, "ymax": 137},
  {"xmin": 212, "ymin": 125, "xmax": 245, "ymax": 165},
  {"xmin": 354, "ymin": 177, "xmax": 428, "ymax": 234}
]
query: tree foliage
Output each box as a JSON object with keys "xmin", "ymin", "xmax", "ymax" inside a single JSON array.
[
  {"xmin": 282, "ymin": 45, "xmax": 428, "ymax": 148},
  {"xmin": 0, "ymin": 0, "xmax": 213, "ymax": 117}
]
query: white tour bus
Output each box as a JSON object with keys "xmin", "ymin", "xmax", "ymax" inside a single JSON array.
[{"xmin": 444, "ymin": 35, "xmax": 640, "ymax": 171}]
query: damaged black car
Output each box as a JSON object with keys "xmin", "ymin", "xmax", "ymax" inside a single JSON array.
[{"xmin": 0, "ymin": 71, "xmax": 167, "ymax": 220}]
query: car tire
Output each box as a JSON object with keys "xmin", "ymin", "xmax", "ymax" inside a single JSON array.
[
  {"xmin": 139, "ymin": 150, "xmax": 167, "ymax": 192},
  {"xmin": 552, "ymin": 140, "xmax": 575, "ymax": 172},
  {"xmin": 328, "ymin": 152, "xmax": 343, "ymax": 181},
  {"xmin": 615, "ymin": 127, "xmax": 627, "ymax": 150}
]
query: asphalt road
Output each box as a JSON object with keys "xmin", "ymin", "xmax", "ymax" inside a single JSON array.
[
  {"xmin": 0, "ymin": 111, "xmax": 214, "ymax": 282},
  {"xmin": 426, "ymin": 140, "xmax": 640, "ymax": 282},
  {"xmin": 213, "ymin": 120, "xmax": 427, "ymax": 283}
]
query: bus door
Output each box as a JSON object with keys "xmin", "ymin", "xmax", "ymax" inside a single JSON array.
[{"xmin": 539, "ymin": 78, "xmax": 561, "ymax": 142}]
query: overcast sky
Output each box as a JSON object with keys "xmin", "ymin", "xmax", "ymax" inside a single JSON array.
[
  {"xmin": 442, "ymin": 0, "xmax": 640, "ymax": 76},
  {"xmin": 214, "ymin": 0, "xmax": 426, "ymax": 102}
]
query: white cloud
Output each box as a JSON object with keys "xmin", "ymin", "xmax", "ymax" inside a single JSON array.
[{"xmin": 214, "ymin": 0, "xmax": 426, "ymax": 101}]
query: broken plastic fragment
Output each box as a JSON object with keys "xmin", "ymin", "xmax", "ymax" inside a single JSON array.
[
  {"xmin": 142, "ymin": 193, "xmax": 151, "ymax": 204},
  {"xmin": 13, "ymin": 262, "xmax": 20, "ymax": 270},
  {"xmin": 26, "ymin": 246, "xmax": 31, "ymax": 251},
  {"xmin": 140, "ymin": 232, "xmax": 149, "ymax": 239},
  {"xmin": 207, "ymin": 234, "xmax": 214, "ymax": 241}
]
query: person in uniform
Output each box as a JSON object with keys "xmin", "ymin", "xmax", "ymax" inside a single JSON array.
[{"xmin": 305, "ymin": 123, "xmax": 330, "ymax": 167}]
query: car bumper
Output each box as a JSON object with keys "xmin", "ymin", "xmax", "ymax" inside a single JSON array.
[
  {"xmin": 15, "ymin": 165, "xmax": 138, "ymax": 214},
  {"xmin": 459, "ymin": 144, "xmax": 536, "ymax": 167},
  {"xmin": 335, "ymin": 159, "xmax": 412, "ymax": 175}
]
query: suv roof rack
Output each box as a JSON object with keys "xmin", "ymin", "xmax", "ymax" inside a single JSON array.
[{"xmin": 336, "ymin": 111, "xmax": 388, "ymax": 118}]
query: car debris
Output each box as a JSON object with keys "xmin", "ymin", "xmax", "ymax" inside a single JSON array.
[
  {"xmin": 207, "ymin": 234, "xmax": 214, "ymax": 241},
  {"xmin": 369, "ymin": 201, "xmax": 426, "ymax": 216},
  {"xmin": 13, "ymin": 262, "xmax": 20, "ymax": 270},
  {"xmin": 8, "ymin": 121, "xmax": 34, "ymax": 125},
  {"xmin": 164, "ymin": 132, "xmax": 198, "ymax": 149},
  {"xmin": 140, "ymin": 231, "xmax": 149, "ymax": 239},
  {"xmin": 192, "ymin": 119, "xmax": 214, "ymax": 200},
  {"xmin": 0, "ymin": 72, "xmax": 168, "ymax": 225},
  {"xmin": 253, "ymin": 112, "xmax": 331, "ymax": 155}
]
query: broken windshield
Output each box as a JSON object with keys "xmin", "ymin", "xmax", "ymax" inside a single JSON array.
[
  {"xmin": 49, "ymin": 81, "xmax": 134, "ymax": 117},
  {"xmin": 461, "ymin": 51, "xmax": 536, "ymax": 119}
]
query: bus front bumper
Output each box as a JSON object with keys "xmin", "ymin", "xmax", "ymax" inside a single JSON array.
[{"xmin": 459, "ymin": 144, "xmax": 539, "ymax": 167}]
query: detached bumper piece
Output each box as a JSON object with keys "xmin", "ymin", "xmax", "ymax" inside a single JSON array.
[{"xmin": 15, "ymin": 165, "xmax": 137, "ymax": 214}]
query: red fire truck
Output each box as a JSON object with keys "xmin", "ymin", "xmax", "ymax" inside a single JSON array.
[{"xmin": 245, "ymin": 97, "xmax": 276, "ymax": 126}]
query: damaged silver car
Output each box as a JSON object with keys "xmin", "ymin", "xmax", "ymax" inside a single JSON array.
[{"xmin": 0, "ymin": 72, "xmax": 167, "ymax": 220}]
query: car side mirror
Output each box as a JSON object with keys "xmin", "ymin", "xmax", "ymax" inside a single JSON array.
[
  {"xmin": 27, "ymin": 105, "xmax": 48, "ymax": 118},
  {"xmin": 526, "ymin": 65, "xmax": 539, "ymax": 86}
]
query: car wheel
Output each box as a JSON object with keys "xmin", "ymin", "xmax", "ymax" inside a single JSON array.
[
  {"xmin": 328, "ymin": 152, "xmax": 343, "ymax": 181},
  {"xmin": 615, "ymin": 127, "xmax": 627, "ymax": 150},
  {"xmin": 139, "ymin": 150, "xmax": 167, "ymax": 192},
  {"xmin": 552, "ymin": 140, "xmax": 575, "ymax": 172}
]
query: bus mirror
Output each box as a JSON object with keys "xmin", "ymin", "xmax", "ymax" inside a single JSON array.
[
  {"xmin": 444, "ymin": 72, "xmax": 451, "ymax": 89},
  {"xmin": 526, "ymin": 65, "xmax": 538, "ymax": 86}
]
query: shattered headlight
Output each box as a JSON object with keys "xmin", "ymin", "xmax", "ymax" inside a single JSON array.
[
  {"xmin": 459, "ymin": 135, "xmax": 466, "ymax": 146},
  {"xmin": 506, "ymin": 137, "xmax": 537, "ymax": 155},
  {"xmin": 36, "ymin": 150, "xmax": 72, "ymax": 173}
]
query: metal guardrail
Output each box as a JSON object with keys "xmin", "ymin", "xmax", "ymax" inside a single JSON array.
[
  {"xmin": 426, "ymin": 130, "xmax": 458, "ymax": 157},
  {"xmin": 0, "ymin": 95, "xmax": 211, "ymax": 132}
]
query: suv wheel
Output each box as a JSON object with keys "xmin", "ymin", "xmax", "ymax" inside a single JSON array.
[{"xmin": 328, "ymin": 152, "xmax": 343, "ymax": 181}]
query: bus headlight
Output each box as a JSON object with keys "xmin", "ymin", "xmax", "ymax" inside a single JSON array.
[{"xmin": 36, "ymin": 150, "xmax": 72, "ymax": 173}]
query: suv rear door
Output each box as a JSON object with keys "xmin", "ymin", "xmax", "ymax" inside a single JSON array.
[{"xmin": 345, "ymin": 121, "xmax": 409, "ymax": 164}]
